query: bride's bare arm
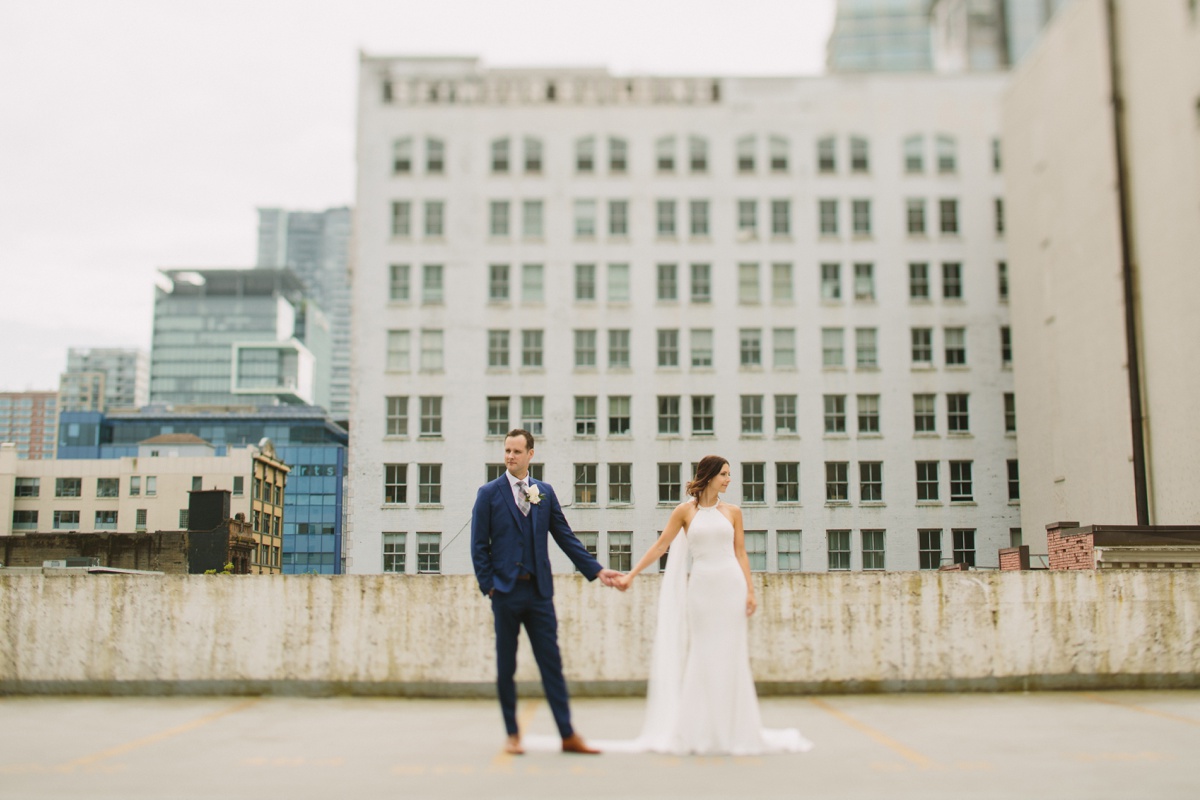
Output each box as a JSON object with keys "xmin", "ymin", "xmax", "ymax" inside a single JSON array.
[
  {"xmin": 615, "ymin": 503, "xmax": 691, "ymax": 589},
  {"xmin": 730, "ymin": 506, "xmax": 757, "ymax": 616}
]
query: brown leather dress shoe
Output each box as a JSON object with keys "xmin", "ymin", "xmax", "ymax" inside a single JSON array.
[
  {"xmin": 504, "ymin": 735, "xmax": 525, "ymax": 755},
  {"xmin": 561, "ymin": 733, "xmax": 600, "ymax": 754}
]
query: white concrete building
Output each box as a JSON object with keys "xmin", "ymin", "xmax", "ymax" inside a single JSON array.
[
  {"xmin": 1004, "ymin": 0, "xmax": 1200, "ymax": 548},
  {"xmin": 349, "ymin": 56, "xmax": 1019, "ymax": 575},
  {"xmin": 59, "ymin": 347, "xmax": 149, "ymax": 413}
]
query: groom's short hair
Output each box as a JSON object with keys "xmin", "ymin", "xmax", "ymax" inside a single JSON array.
[{"xmin": 506, "ymin": 428, "xmax": 535, "ymax": 450}]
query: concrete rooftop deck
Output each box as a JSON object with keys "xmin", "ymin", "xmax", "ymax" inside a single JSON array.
[{"xmin": 1, "ymin": 691, "xmax": 1198, "ymax": 799}]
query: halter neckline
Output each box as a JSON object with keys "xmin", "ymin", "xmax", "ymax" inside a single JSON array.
[{"xmin": 697, "ymin": 498, "xmax": 720, "ymax": 509}]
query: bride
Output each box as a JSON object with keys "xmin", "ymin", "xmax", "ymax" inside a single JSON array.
[{"xmin": 610, "ymin": 455, "xmax": 813, "ymax": 755}]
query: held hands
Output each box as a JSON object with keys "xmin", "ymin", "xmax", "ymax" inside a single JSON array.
[
  {"xmin": 612, "ymin": 573, "xmax": 634, "ymax": 592},
  {"xmin": 598, "ymin": 568, "xmax": 629, "ymax": 592}
]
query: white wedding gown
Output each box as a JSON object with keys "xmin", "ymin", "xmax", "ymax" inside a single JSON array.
[{"xmin": 599, "ymin": 502, "xmax": 813, "ymax": 755}]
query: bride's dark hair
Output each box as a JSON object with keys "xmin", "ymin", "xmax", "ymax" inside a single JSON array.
[{"xmin": 686, "ymin": 455, "xmax": 728, "ymax": 500}]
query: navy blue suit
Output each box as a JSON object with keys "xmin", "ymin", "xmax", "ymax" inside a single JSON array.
[{"xmin": 471, "ymin": 474, "xmax": 602, "ymax": 738}]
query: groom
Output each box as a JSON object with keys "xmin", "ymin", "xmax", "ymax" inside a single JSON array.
[{"xmin": 471, "ymin": 428, "xmax": 622, "ymax": 755}]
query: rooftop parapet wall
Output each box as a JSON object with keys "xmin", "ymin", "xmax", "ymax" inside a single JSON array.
[{"xmin": 1, "ymin": 572, "xmax": 1197, "ymax": 696}]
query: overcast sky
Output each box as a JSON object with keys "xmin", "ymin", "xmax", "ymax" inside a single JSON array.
[{"xmin": 0, "ymin": 0, "xmax": 835, "ymax": 392}]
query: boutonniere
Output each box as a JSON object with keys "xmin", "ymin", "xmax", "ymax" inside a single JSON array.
[{"xmin": 525, "ymin": 484, "xmax": 542, "ymax": 505}]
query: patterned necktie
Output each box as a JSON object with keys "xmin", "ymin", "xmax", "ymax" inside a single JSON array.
[{"xmin": 516, "ymin": 480, "xmax": 530, "ymax": 516}]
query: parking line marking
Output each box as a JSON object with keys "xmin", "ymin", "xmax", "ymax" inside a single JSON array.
[
  {"xmin": 61, "ymin": 698, "xmax": 260, "ymax": 770},
  {"xmin": 809, "ymin": 698, "xmax": 939, "ymax": 770},
  {"xmin": 1082, "ymin": 693, "xmax": 1200, "ymax": 727}
]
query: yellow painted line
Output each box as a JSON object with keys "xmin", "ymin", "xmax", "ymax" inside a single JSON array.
[
  {"xmin": 1082, "ymin": 693, "xmax": 1200, "ymax": 727},
  {"xmin": 60, "ymin": 698, "xmax": 260, "ymax": 770},
  {"xmin": 809, "ymin": 698, "xmax": 939, "ymax": 770},
  {"xmin": 490, "ymin": 698, "xmax": 541, "ymax": 766}
]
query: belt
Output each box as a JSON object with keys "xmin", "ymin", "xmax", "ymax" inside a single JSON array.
[{"xmin": 516, "ymin": 572, "xmax": 532, "ymax": 581}]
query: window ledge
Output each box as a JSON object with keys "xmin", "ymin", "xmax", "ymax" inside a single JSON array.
[
  {"xmin": 824, "ymin": 502, "xmax": 851, "ymax": 508},
  {"xmin": 739, "ymin": 434, "xmax": 766, "ymax": 440},
  {"xmin": 947, "ymin": 432, "xmax": 974, "ymax": 439},
  {"xmin": 860, "ymin": 502, "xmax": 887, "ymax": 508},
  {"xmin": 916, "ymin": 501, "xmax": 944, "ymax": 507},
  {"xmin": 911, "ymin": 363, "xmax": 935, "ymax": 371},
  {"xmin": 950, "ymin": 501, "xmax": 977, "ymax": 507},
  {"xmin": 416, "ymin": 504, "xmax": 445, "ymax": 510},
  {"xmin": 823, "ymin": 433, "xmax": 850, "ymax": 440}
]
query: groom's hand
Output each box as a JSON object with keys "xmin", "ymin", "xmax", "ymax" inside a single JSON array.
[{"xmin": 597, "ymin": 568, "xmax": 625, "ymax": 590}]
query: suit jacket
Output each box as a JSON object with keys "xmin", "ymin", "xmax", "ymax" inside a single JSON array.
[{"xmin": 471, "ymin": 475, "xmax": 602, "ymax": 598}]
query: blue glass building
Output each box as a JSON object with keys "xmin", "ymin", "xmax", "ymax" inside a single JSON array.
[{"xmin": 57, "ymin": 405, "xmax": 348, "ymax": 574}]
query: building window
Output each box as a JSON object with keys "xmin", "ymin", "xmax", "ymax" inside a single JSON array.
[
  {"xmin": 916, "ymin": 461, "xmax": 939, "ymax": 502},
  {"xmin": 574, "ymin": 199, "xmax": 597, "ymax": 238},
  {"xmin": 608, "ymin": 532, "xmax": 632, "ymax": 571},
  {"xmin": 825, "ymin": 462, "xmax": 849, "ymax": 503},
  {"xmin": 904, "ymin": 134, "xmax": 924, "ymax": 173},
  {"xmin": 737, "ymin": 199, "xmax": 758, "ymax": 237},
  {"xmin": 607, "ymin": 396, "xmax": 631, "ymax": 436},
  {"xmin": 419, "ymin": 396, "xmax": 442, "ymax": 437},
  {"xmin": 909, "ymin": 262, "xmax": 930, "ymax": 300},
  {"xmin": 417, "ymin": 532, "xmax": 441, "ymax": 574},
  {"xmin": 574, "ymin": 330, "xmax": 597, "ymax": 368},
  {"xmin": 608, "ymin": 329, "xmax": 631, "ymax": 369},
  {"xmin": 53, "ymin": 510, "xmax": 81, "ymax": 530},
  {"xmin": 608, "ymin": 200, "xmax": 629, "ymax": 236},
  {"xmin": 14, "ymin": 477, "xmax": 39, "ymax": 498},
  {"xmin": 914, "ymin": 394, "xmax": 936, "ymax": 434},
  {"xmin": 233, "ymin": 476, "xmax": 244, "ymax": 497},
  {"xmin": 906, "ymin": 198, "xmax": 926, "ymax": 234},
  {"xmin": 96, "ymin": 477, "xmax": 119, "ymax": 498},
  {"xmin": 994, "ymin": 198, "xmax": 1005, "ymax": 235},
  {"xmin": 738, "ymin": 262, "xmax": 760, "ymax": 304},
  {"xmin": 12, "ymin": 510, "xmax": 38, "ymax": 530},
  {"xmin": 856, "ymin": 328, "xmax": 878, "ymax": 368},
  {"xmin": 947, "ymin": 393, "xmax": 970, "ymax": 433},
  {"xmin": 657, "ymin": 263, "xmax": 678, "ymax": 301},
  {"xmin": 180, "ymin": 509, "xmax": 190, "ymax": 529},
  {"xmin": 936, "ymin": 135, "xmax": 956, "ymax": 174},
  {"xmin": 657, "ymin": 329, "xmax": 680, "ymax": 368},
  {"xmin": 824, "ymin": 395, "xmax": 847, "ymax": 435},
  {"xmin": 690, "ymin": 329, "xmax": 713, "ymax": 368},
  {"xmin": 1005, "ymin": 393, "xmax": 1017, "ymax": 433},
  {"xmin": 822, "ymin": 327, "xmax": 844, "ymax": 367},
  {"xmin": 384, "ymin": 464, "xmax": 407, "ymax": 504},
  {"xmin": 575, "ymin": 136, "xmax": 595, "ymax": 173},
  {"xmin": 575, "ymin": 263, "xmax": 596, "ymax": 302},
  {"xmin": 849, "ymin": 136, "xmax": 870, "ymax": 172},
  {"xmin": 523, "ymin": 200, "xmax": 544, "ymax": 238},
  {"xmin": 488, "ymin": 264, "xmax": 510, "ymax": 303},
  {"xmin": 491, "ymin": 138, "xmax": 509, "ymax": 173},
  {"xmin": 393, "ymin": 137, "xmax": 412, "ymax": 174},
  {"xmin": 424, "ymin": 200, "xmax": 445, "ymax": 237},
  {"xmin": 607, "ymin": 263, "xmax": 630, "ymax": 303},
  {"xmin": 992, "ymin": 138, "xmax": 1002, "ymax": 172},
  {"xmin": 146, "ymin": 476, "xmax": 157, "ymax": 496},
  {"xmin": 770, "ymin": 199, "xmax": 791, "ymax": 236},
  {"xmin": 688, "ymin": 136, "xmax": 708, "ymax": 173},
  {"xmin": 851, "ymin": 199, "xmax": 871, "ymax": 236},
  {"xmin": 656, "ymin": 200, "xmax": 677, "ymax": 236},
  {"xmin": 861, "ymin": 530, "xmax": 885, "ymax": 570},
  {"xmin": 489, "ymin": 200, "xmax": 510, "ymax": 237},
  {"xmin": 609, "ymin": 137, "xmax": 628, "ymax": 173},
  {"xmin": 949, "ymin": 461, "xmax": 974, "ymax": 502},
  {"xmin": 418, "ymin": 464, "xmax": 441, "ymax": 505},
  {"xmin": 777, "ymin": 530, "xmax": 801, "ymax": 571},
  {"xmin": 740, "ymin": 395, "xmax": 764, "ymax": 435},
  {"xmin": 135, "ymin": 509, "xmax": 147, "ymax": 531},
  {"xmin": 911, "ymin": 328, "xmax": 933, "ymax": 365},
  {"xmin": 386, "ymin": 395, "xmax": 409, "ymax": 436},
  {"xmin": 609, "ymin": 464, "xmax": 633, "ymax": 505},
  {"xmin": 575, "ymin": 464, "xmax": 598, "ymax": 504},
  {"xmin": 945, "ymin": 328, "xmax": 967, "ymax": 366},
  {"xmin": 425, "ymin": 138, "xmax": 444, "ymax": 174},
  {"xmin": 860, "ymin": 462, "xmax": 883, "ymax": 503},
  {"xmin": 523, "ymin": 137, "xmax": 542, "ymax": 173},
  {"xmin": 818, "ymin": 199, "xmax": 838, "ymax": 235},
  {"xmin": 95, "ymin": 510, "xmax": 118, "ymax": 530},
  {"xmin": 521, "ymin": 330, "xmax": 544, "ymax": 368},
  {"xmin": 919, "ymin": 529, "xmax": 942, "ymax": 570},
  {"xmin": 771, "ymin": 262, "xmax": 793, "ymax": 302},
  {"xmin": 1001, "ymin": 326, "xmax": 1012, "ymax": 366},
  {"xmin": 383, "ymin": 533, "xmax": 406, "ymax": 573},
  {"xmin": 777, "ymin": 462, "xmax": 800, "ymax": 503},
  {"xmin": 55, "ymin": 477, "xmax": 82, "ymax": 498},
  {"xmin": 817, "ymin": 136, "xmax": 836, "ymax": 173},
  {"xmin": 686, "ymin": 199, "xmax": 710, "ymax": 237},
  {"xmin": 998, "ymin": 261, "xmax": 1009, "ymax": 302},
  {"xmin": 854, "ymin": 262, "xmax": 874, "ymax": 301},
  {"xmin": 857, "ymin": 394, "xmax": 880, "ymax": 434},
  {"xmin": 736, "ymin": 135, "xmax": 755, "ymax": 173},
  {"xmin": 487, "ymin": 330, "xmax": 509, "ymax": 369},
  {"xmin": 828, "ymin": 530, "xmax": 851, "ymax": 570},
  {"xmin": 769, "ymin": 135, "xmax": 788, "ymax": 172},
  {"xmin": 487, "ymin": 397, "xmax": 510, "ymax": 437},
  {"xmin": 658, "ymin": 463, "xmax": 682, "ymax": 504},
  {"xmin": 575, "ymin": 396, "xmax": 597, "ymax": 436},
  {"xmin": 692, "ymin": 396, "xmax": 715, "ymax": 435},
  {"xmin": 942, "ymin": 262, "xmax": 963, "ymax": 299},
  {"xmin": 742, "ymin": 463, "xmax": 765, "ymax": 503},
  {"xmin": 391, "ymin": 201, "xmax": 411, "ymax": 237},
  {"xmin": 658, "ymin": 396, "xmax": 681, "ymax": 435},
  {"xmin": 774, "ymin": 395, "xmax": 798, "ymax": 435},
  {"xmin": 952, "ymin": 529, "xmax": 976, "ymax": 567},
  {"xmin": 739, "ymin": 329, "xmax": 762, "ymax": 367},
  {"xmin": 656, "ymin": 136, "xmax": 675, "ymax": 172},
  {"xmin": 821, "ymin": 262, "xmax": 841, "ymax": 301},
  {"xmin": 1008, "ymin": 460, "xmax": 1021, "ymax": 501},
  {"xmin": 744, "ymin": 530, "xmax": 767, "ymax": 571},
  {"xmin": 389, "ymin": 264, "xmax": 410, "ymax": 302},
  {"xmin": 422, "ymin": 264, "xmax": 444, "ymax": 304},
  {"xmin": 939, "ymin": 199, "xmax": 959, "ymax": 235},
  {"xmin": 773, "ymin": 328, "xmax": 796, "ymax": 368}
]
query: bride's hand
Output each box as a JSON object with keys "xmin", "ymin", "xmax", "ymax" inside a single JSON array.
[
  {"xmin": 615, "ymin": 574, "xmax": 633, "ymax": 591},
  {"xmin": 745, "ymin": 593, "xmax": 757, "ymax": 616}
]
